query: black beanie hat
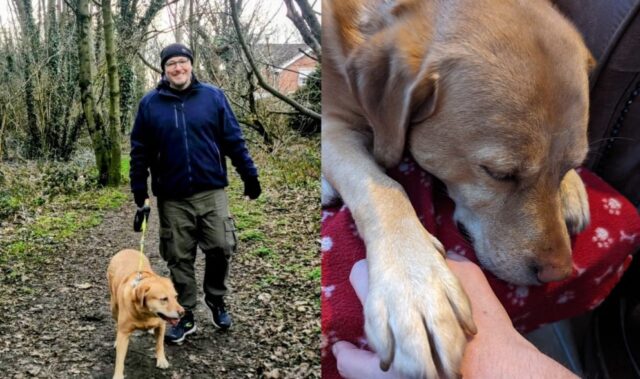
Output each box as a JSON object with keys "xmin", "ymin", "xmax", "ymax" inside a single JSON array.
[{"xmin": 160, "ymin": 43, "xmax": 193, "ymax": 71}]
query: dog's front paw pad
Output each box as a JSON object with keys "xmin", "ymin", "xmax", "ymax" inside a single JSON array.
[{"xmin": 156, "ymin": 358, "xmax": 170, "ymax": 369}]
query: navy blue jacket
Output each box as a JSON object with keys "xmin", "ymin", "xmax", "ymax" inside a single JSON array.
[{"xmin": 130, "ymin": 77, "xmax": 258, "ymax": 199}]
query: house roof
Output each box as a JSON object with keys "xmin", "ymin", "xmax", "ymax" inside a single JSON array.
[{"xmin": 256, "ymin": 43, "xmax": 312, "ymax": 69}]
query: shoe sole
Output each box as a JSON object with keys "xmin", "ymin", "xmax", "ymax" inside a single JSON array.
[
  {"xmin": 202, "ymin": 295, "xmax": 231, "ymax": 330},
  {"xmin": 166, "ymin": 324, "xmax": 197, "ymax": 345}
]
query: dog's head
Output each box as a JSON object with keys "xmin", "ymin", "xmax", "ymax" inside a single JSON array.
[
  {"xmin": 347, "ymin": 0, "xmax": 593, "ymax": 285},
  {"xmin": 134, "ymin": 277, "xmax": 184, "ymax": 325}
]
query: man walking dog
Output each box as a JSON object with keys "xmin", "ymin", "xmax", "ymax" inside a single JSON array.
[{"xmin": 130, "ymin": 43, "xmax": 261, "ymax": 344}]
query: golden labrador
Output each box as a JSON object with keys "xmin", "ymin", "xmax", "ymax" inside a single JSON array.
[
  {"xmin": 322, "ymin": 0, "xmax": 593, "ymax": 377},
  {"xmin": 107, "ymin": 249, "xmax": 184, "ymax": 379}
]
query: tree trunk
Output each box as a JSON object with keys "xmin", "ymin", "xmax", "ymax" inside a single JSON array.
[
  {"xmin": 77, "ymin": 0, "xmax": 114, "ymax": 186},
  {"xmin": 14, "ymin": 0, "xmax": 42, "ymax": 158},
  {"xmin": 102, "ymin": 0, "xmax": 122, "ymax": 185}
]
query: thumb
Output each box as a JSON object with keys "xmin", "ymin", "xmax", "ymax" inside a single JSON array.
[{"xmin": 333, "ymin": 341, "xmax": 399, "ymax": 379}]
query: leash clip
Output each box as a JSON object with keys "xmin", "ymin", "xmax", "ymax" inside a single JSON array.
[{"xmin": 131, "ymin": 271, "xmax": 143, "ymax": 288}]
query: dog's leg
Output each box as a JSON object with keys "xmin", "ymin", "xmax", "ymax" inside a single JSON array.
[
  {"xmin": 154, "ymin": 323, "xmax": 170, "ymax": 369},
  {"xmin": 560, "ymin": 169, "xmax": 590, "ymax": 234},
  {"xmin": 323, "ymin": 120, "xmax": 476, "ymax": 378},
  {"xmin": 113, "ymin": 329, "xmax": 130, "ymax": 379}
]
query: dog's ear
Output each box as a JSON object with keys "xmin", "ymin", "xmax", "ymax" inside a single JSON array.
[
  {"xmin": 345, "ymin": 44, "xmax": 440, "ymax": 168},
  {"xmin": 134, "ymin": 283, "xmax": 150, "ymax": 308}
]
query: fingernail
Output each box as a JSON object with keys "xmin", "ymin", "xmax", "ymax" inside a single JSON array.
[{"xmin": 447, "ymin": 253, "xmax": 468, "ymax": 262}]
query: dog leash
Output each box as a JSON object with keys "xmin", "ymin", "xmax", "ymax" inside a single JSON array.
[{"xmin": 132, "ymin": 199, "xmax": 150, "ymax": 288}]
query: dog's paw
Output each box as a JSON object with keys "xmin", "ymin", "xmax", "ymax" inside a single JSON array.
[
  {"xmin": 321, "ymin": 175, "xmax": 342, "ymax": 207},
  {"xmin": 561, "ymin": 169, "xmax": 590, "ymax": 235},
  {"xmin": 365, "ymin": 233, "xmax": 476, "ymax": 378},
  {"xmin": 156, "ymin": 357, "xmax": 170, "ymax": 369}
]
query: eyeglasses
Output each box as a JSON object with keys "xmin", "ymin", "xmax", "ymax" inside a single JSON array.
[{"xmin": 165, "ymin": 59, "xmax": 191, "ymax": 68}]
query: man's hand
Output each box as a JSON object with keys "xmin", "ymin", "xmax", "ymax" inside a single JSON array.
[
  {"xmin": 134, "ymin": 191, "xmax": 148, "ymax": 208},
  {"xmin": 133, "ymin": 196, "xmax": 150, "ymax": 232},
  {"xmin": 243, "ymin": 176, "xmax": 261, "ymax": 200}
]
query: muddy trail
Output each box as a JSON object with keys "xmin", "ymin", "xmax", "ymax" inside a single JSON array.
[{"xmin": 0, "ymin": 192, "xmax": 320, "ymax": 379}]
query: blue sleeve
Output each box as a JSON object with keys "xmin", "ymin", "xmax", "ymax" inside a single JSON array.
[
  {"xmin": 218, "ymin": 92, "xmax": 258, "ymax": 179},
  {"xmin": 129, "ymin": 99, "xmax": 150, "ymax": 193}
]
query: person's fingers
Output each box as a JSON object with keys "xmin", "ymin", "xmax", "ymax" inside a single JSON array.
[
  {"xmin": 333, "ymin": 341, "xmax": 399, "ymax": 379},
  {"xmin": 349, "ymin": 259, "xmax": 369, "ymax": 305}
]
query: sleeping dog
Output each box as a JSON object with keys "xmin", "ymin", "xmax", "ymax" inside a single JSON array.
[{"xmin": 322, "ymin": 0, "xmax": 593, "ymax": 377}]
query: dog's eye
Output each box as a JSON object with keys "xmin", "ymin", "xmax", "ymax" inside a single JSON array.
[
  {"xmin": 161, "ymin": 297, "xmax": 169, "ymax": 302},
  {"xmin": 481, "ymin": 165, "xmax": 517, "ymax": 182}
]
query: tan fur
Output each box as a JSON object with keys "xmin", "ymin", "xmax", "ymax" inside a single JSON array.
[
  {"xmin": 322, "ymin": 0, "xmax": 592, "ymax": 377},
  {"xmin": 107, "ymin": 249, "xmax": 184, "ymax": 379}
]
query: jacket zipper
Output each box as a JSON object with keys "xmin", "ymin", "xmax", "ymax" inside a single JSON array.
[{"xmin": 179, "ymin": 103, "xmax": 193, "ymax": 184}]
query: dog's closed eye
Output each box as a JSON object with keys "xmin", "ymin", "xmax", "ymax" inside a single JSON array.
[
  {"xmin": 480, "ymin": 165, "xmax": 518, "ymax": 182},
  {"xmin": 160, "ymin": 297, "xmax": 169, "ymax": 302}
]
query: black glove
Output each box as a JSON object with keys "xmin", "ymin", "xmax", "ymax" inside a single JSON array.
[
  {"xmin": 243, "ymin": 176, "xmax": 262, "ymax": 200},
  {"xmin": 134, "ymin": 191, "xmax": 148, "ymax": 208},
  {"xmin": 133, "ymin": 204, "xmax": 151, "ymax": 232}
]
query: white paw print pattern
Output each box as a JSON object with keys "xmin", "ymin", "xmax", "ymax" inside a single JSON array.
[
  {"xmin": 447, "ymin": 245, "xmax": 468, "ymax": 257},
  {"xmin": 592, "ymin": 227, "xmax": 614, "ymax": 248},
  {"xmin": 506, "ymin": 285, "xmax": 529, "ymax": 306},
  {"xmin": 602, "ymin": 197, "xmax": 622, "ymax": 215},
  {"xmin": 321, "ymin": 236, "xmax": 333, "ymax": 253},
  {"xmin": 349, "ymin": 222, "xmax": 360, "ymax": 237},
  {"xmin": 322, "ymin": 285, "xmax": 336, "ymax": 299},
  {"xmin": 557, "ymin": 291, "xmax": 575, "ymax": 304},
  {"xmin": 321, "ymin": 210, "xmax": 335, "ymax": 223},
  {"xmin": 419, "ymin": 171, "xmax": 432, "ymax": 187},
  {"xmin": 398, "ymin": 159, "xmax": 416, "ymax": 175}
]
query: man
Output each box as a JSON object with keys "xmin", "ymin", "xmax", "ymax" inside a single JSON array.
[{"xmin": 129, "ymin": 43, "xmax": 261, "ymax": 344}]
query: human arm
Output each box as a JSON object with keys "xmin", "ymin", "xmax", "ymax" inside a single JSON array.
[
  {"xmin": 130, "ymin": 100, "xmax": 150, "ymax": 207},
  {"xmin": 333, "ymin": 256, "xmax": 579, "ymax": 379}
]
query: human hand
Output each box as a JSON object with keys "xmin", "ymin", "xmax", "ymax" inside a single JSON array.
[
  {"xmin": 133, "ymin": 199, "xmax": 150, "ymax": 232},
  {"xmin": 333, "ymin": 255, "xmax": 579, "ymax": 379},
  {"xmin": 133, "ymin": 190, "xmax": 148, "ymax": 208},
  {"xmin": 243, "ymin": 176, "xmax": 261, "ymax": 200}
]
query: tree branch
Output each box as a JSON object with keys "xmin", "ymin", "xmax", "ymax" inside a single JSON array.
[
  {"xmin": 137, "ymin": 51, "xmax": 162, "ymax": 74},
  {"xmin": 228, "ymin": 0, "xmax": 319, "ymax": 120}
]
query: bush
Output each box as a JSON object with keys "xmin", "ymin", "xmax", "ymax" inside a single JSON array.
[{"xmin": 287, "ymin": 65, "xmax": 321, "ymax": 136}]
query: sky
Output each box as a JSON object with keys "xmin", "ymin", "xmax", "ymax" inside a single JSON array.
[{"xmin": 0, "ymin": 0, "xmax": 321, "ymax": 44}]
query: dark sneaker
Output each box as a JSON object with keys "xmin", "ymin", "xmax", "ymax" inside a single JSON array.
[
  {"xmin": 165, "ymin": 310, "xmax": 196, "ymax": 344},
  {"xmin": 204, "ymin": 296, "xmax": 232, "ymax": 330}
]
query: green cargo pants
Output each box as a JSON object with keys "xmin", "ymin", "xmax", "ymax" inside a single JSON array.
[{"xmin": 157, "ymin": 189, "xmax": 237, "ymax": 311}]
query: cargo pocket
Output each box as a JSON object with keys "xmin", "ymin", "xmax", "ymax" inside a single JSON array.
[
  {"xmin": 159, "ymin": 227, "xmax": 173, "ymax": 261},
  {"xmin": 224, "ymin": 217, "xmax": 238, "ymax": 253}
]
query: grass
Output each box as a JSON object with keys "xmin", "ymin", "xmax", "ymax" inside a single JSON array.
[
  {"xmin": 0, "ymin": 156, "xmax": 131, "ymax": 276},
  {"xmin": 0, "ymin": 132, "xmax": 321, "ymax": 299}
]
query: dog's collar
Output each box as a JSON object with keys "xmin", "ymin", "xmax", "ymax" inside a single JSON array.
[{"xmin": 130, "ymin": 271, "xmax": 145, "ymax": 288}]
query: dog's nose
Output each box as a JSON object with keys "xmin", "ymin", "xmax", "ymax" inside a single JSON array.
[
  {"xmin": 534, "ymin": 263, "xmax": 572, "ymax": 283},
  {"xmin": 178, "ymin": 308, "xmax": 185, "ymax": 317}
]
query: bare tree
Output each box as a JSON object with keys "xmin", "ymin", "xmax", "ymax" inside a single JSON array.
[{"xmin": 228, "ymin": 0, "xmax": 320, "ymax": 120}]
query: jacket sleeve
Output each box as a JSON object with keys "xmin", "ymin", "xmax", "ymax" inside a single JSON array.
[
  {"xmin": 129, "ymin": 99, "xmax": 150, "ymax": 193},
  {"xmin": 218, "ymin": 92, "xmax": 258, "ymax": 179}
]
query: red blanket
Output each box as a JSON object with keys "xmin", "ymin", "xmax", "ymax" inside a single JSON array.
[{"xmin": 321, "ymin": 159, "xmax": 640, "ymax": 378}]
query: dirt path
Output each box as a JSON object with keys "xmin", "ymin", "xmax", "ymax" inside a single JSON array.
[{"xmin": 0, "ymin": 193, "xmax": 320, "ymax": 378}]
